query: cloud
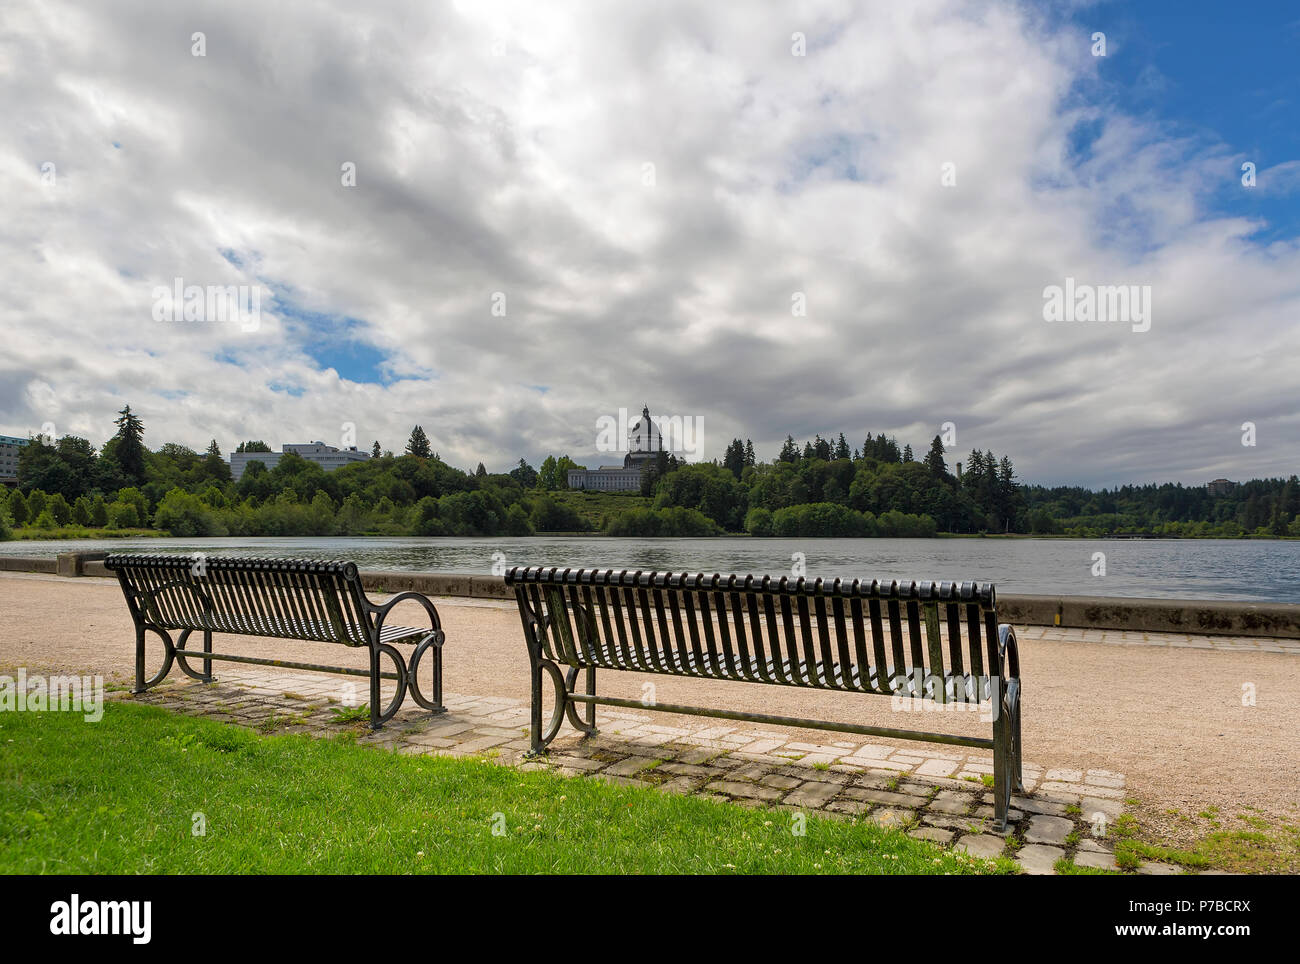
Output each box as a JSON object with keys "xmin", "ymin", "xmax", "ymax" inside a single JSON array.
[{"xmin": 1, "ymin": 0, "xmax": 1298, "ymax": 487}]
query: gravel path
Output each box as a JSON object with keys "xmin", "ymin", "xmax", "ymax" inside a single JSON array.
[{"xmin": 3, "ymin": 572, "xmax": 1296, "ymax": 832}]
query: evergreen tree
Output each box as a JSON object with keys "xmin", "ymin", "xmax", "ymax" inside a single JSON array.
[
  {"xmin": 475, "ymin": 462, "xmax": 487, "ymax": 477},
  {"xmin": 109, "ymin": 405, "xmax": 147, "ymax": 485},
  {"xmin": 833, "ymin": 433, "xmax": 850, "ymax": 461},
  {"xmin": 923, "ymin": 435, "xmax": 948, "ymax": 476},
  {"xmin": 371, "ymin": 440, "xmax": 382, "ymax": 459},
  {"xmin": 722, "ymin": 439, "xmax": 746, "ymax": 479},
  {"xmin": 202, "ymin": 440, "xmax": 232, "ymax": 483},
  {"xmin": 744, "ymin": 439, "xmax": 756, "ymax": 467},
  {"xmin": 778, "ymin": 436, "xmax": 799, "ymax": 463},
  {"xmin": 235, "ymin": 440, "xmax": 272, "ymax": 453},
  {"xmin": 902, "ymin": 444, "xmax": 913, "ymax": 462},
  {"xmin": 406, "ymin": 426, "xmax": 432, "ymax": 458}
]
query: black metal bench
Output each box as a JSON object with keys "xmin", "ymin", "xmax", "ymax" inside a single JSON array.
[
  {"xmin": 505, "ymin": 567, "xmax": 1024, "ymax": 827},
  {"xmin": 105, "ymin": 554, "xmax": 445, "ymax": 728}
]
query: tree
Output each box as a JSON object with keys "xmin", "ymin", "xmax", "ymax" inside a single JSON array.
[
  {"xmin": 509, "ymin": 458, "xmax": 538, "ymax": 488},
  {"xmin": 203, "ymin": 440, "xmax": 232, "ymax": 483},
  {"xmin": 723, "ymin": 439, "xmax": 746, "ymax": 479},
  {"xmin": 923, "ymin": 435, "xmax": 948, "ymax": 476},
  {"xmin": 109, "ymin": 407, "xmax": 147, "ymax": 486},
  {"xmin": 7, "ymin": 488, "xmax": 29, "ymax": 526},
  {"xmin": 778, "ymin": 436, "xmax": 799, "ymax": 463},
  {"xmin": 902, "ymin": 444, "xmax": 913, "ymax": 462},
  {"xmin": 371, "ymin": 440, "xmax": 382, "ymax": 459},
  {"xmin": 475, "ymin": 462, "xmax": 487, "ymax": 477},
  {"xmin": 406, "ymin": 426, "xmax": 432, "ymax": 458},
  {"xmin": 235, "ymin": 440, "xmax": 272, "ymax": 453},
  {"xmin": 744, "ymin": 439, "xmax": 756, "ymax": 467}
]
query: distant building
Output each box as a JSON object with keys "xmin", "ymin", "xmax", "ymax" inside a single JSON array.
[
  {"xmin": 568, "ymin": 405, "xmax": 663, "ymax": 492},
  {"xmin": 230, "ymin": 441, "xmax": 370, "ymax": 482},
  {"xmin": 0, "ymin": 435, "xmax": 29, "ymax": 485},
  {"xmin": 1206, "ymin": 478, "xmax": 1235, "ymax": 497}
]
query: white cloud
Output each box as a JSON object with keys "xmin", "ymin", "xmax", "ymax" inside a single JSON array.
[{"xmin": 1, "ymin": 0, "xmax": 1298, "ymax": 486}]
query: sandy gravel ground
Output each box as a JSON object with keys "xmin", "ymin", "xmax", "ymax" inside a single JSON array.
[{"xmin": 2, "ymin": 572, "xmax": 1297, "ymax": 836}]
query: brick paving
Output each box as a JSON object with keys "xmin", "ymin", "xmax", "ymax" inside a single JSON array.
[
  {"xmin": 1021, "ymin": 624, "xmax": 1300, "ymax": 655},
  {"xmin": 114, "ymin": 666, "xmax": 1175, "ymax": 875}
]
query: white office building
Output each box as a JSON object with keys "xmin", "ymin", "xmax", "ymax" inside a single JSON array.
[
  {"xmin": 229, "ymin": 441, "xmax": 370, "ymax": 482},
  {"xmin": 0, "ymin": 435, "xmax": 29, "ymax": 485}
]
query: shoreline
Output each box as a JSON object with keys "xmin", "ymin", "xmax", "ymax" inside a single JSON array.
[{"xmin": 4, "ymin": 552, "xmax": 1300, "ymax": 639}]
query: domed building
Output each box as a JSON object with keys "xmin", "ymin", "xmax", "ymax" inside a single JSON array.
[{"xmin": 567, "ymin": 405, "xmax": 664, "ymax": 491}]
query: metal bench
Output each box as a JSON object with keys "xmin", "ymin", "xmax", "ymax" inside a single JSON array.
[
  {"xmin": 505, "ymin": 567, "xmax": 1024, "ymax": 827},
  {"xmin": 105, "ymin": 554, "xmax": 445, "ymax": 728}
]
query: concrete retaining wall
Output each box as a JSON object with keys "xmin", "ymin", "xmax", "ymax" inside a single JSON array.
[{"xmin": 4, "ymin": 553, "xmax": 1299, "ymax": 638}]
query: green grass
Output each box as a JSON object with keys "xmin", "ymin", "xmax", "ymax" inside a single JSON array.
[
  {"xmin": 9, "ymin": 525, "xmax": 161, "ymax": 540},
  {"xmin": 1053, "ymin": 857, "xmax": 1120, "ymax": 875},
  {"xmin": 0, "ymin": 702, "xmax": 1005, "ymax": 875},
  {"xmin": 545, "ymin": 489, "xmax": 653, "ymax": 532}
]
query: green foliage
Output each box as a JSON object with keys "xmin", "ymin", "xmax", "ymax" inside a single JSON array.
[
  {"xmin": 46, "ymin": 493, "xmax": 71, "ymax": 525},
  {"xmin": 604, "ymin": 507, "xmax": 722, "ymax": 537},
  {"xmin": 744, "ymin": 506, "xmax": 773, "ymax": 536},
  {"xmin": 26, "ymin": 489, "xmax": 46, "ymax": 519},
  {"xmin": 771, "ymin": 503, "xmax": 877, "ymax": 537},
  {"xmin": 405, "ymin": 425, "xmax": 432, "ymax": 459},
  {"xmin": 1023, "ymin": 474, "xmax": 1300, "ymax": 538},
  {"xmin": 109, "ymin": 405, "xmax": 147, "ymax": 485},
  {"xmin": 106, "ymin": 502, "xmax": 140, "ymax": 529},
  {"xmin": 6, "ymin": 488, "xmax": 28, "ymax": 526},
  {"xmin": 528, "ymin": 495, "xmax": 586, "ymax": 532},
  {"xmin": 153, "ymin": 487, "xmax": 225, "ymax": 536}
]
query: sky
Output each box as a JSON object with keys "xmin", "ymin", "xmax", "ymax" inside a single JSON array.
[{"xmin": 1, "ymin": 0, "xmax": 1298, "ymax": 488}]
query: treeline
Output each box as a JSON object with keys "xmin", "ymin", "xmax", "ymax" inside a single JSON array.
[
  {"xmin": 0, "ymin": 416, "xmax": 993, "ymax": 539},
  {"xmin": 634, "ymin": 432, "xmax": 1019, "ymax": 537},
  {"xmin": 1023, "ymin": 477, "xmax": 1300, "ymax": 538},
  {"xmin": 6, "ymin": 406, "xmax": 1292, "ymax": 541},
  {"xmin": 2, "ymin": 408, "xmax": 595, "ymax": 538}
]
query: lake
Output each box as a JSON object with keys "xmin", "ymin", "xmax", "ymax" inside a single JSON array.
[{"xmin": 4, "ymin": 535, "xmax": 1300, "ymax": 602}]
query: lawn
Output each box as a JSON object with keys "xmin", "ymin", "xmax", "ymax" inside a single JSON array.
[{"xmin": 0, "ymin": 702, "xmax": 1006, "ymax": 874}]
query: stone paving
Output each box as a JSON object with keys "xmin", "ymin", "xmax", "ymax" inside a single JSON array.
[
  {"xmin": 1017, "ymin": 623, "xmax": 1300, "ymax": 655},
  {"xmin": 108, "ymin": 665, "xmax": 1207, "ymax": 875}
]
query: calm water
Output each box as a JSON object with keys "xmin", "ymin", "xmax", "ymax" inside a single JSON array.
[{"xmin": 4, "ymin": 536, "xmax": 1300, "ymax": 602}]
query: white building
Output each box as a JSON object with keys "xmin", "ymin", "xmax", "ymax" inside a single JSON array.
[
  {"xmin": 0, "ymin": 435, "xmax": 29, "ymax": 485},
  {"xmin": 230, "ymin": 442, "xmax": 370, "ymax": 482},
  {"xmin": 567, "ymin": 405, "xmax": 663, "ymax": 492}
]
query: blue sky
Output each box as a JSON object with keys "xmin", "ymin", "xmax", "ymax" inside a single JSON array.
[{"xmin": 1067, "ymin": 0, "xmax": 1300, "ymax": 241}]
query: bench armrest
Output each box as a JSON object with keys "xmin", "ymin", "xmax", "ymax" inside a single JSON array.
[
  {"xmin": 365, "ymin": 591, "xmax": 444, "ymax": 643},
  {"xmin": 997, "ymin": 623, "xmax": 1020, "ymax": 681}
]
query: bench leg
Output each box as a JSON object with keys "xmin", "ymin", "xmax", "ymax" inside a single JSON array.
[
  {"xmin": 527, "ymin": 661, "xmax": 545, "ymax": 756},
  {"xmin": 583, "ymin": 666, "xmax": 597, "ymax": 733},
  {"xmin": 133, "ymin": 626, "xmax": 146, "ymax": 694},
  {"xmin": 992, "ymin": 677, "xmax": 1024, "ymax": 830},
  {"xmin": 1008, "ymin": 678, "xmax": 1024, "ymax": 793},
  {"xmin": 369, "ymin": 645, "xmax": 382, "ymax": 730},
  {"xmin": 201, "ymin": 629, "xmax": 214, "ymax": 683}
]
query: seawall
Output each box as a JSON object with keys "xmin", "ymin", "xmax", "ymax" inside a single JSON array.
[{"xmin": 4, "ymin": 552, "xmax": 1299, "ymax": 640}]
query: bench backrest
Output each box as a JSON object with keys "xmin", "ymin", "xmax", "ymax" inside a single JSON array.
[
  {"xmin": 506, "ymin": 567, "xmax": 1003, "ymax": 701},
  {"xmin": 105, "ymin": 554, "xmax": 372, "ymax": 646}
]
